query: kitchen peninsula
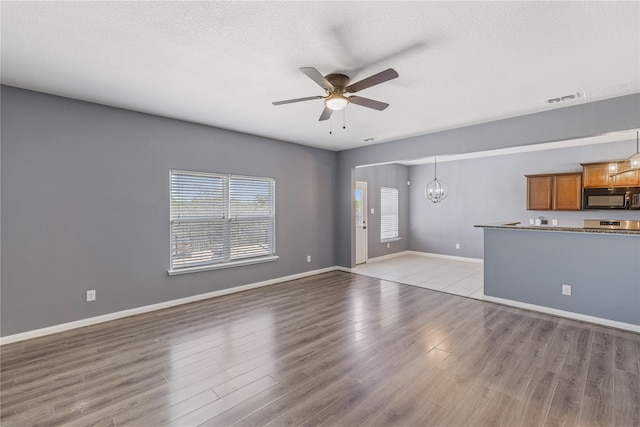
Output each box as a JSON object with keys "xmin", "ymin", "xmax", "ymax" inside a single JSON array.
[{"xmin": 476, "ymin": 222, "xmax": 640, "ymax": 331}]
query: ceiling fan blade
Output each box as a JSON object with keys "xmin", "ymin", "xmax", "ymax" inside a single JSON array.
[
  {"xmin": 349, "ymin": 96, "xmax": 389, "ymax": 111},
  {"xmin": 319, "ymin": 106, "xmax": 333, "ymax": 121},
  {"xmin": 300, "ymin": 67, "xmax": 334, "ymax": 92},
  {"xmin": 346, "ymin": 68, "xmax": 399, "ymax": 93},
  {"xmin": 272, "ymin": 96, "xmax": 322, "ymax": 105}
]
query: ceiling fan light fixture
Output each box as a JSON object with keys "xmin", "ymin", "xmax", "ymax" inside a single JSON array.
[
  {"xmin": 272, "ymin": 67, "xmax": 398, "ymax": 121},
  {"xmin": 324, "ymin": 94, "xmax": 349, "ymax": 111}
]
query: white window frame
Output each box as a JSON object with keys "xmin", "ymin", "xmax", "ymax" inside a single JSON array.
[
  {"xmin": 380, "ymin": 186, "xmax": 400, "ymax": 243},
  {"xmin": 168, "ymin": 170, "xmax": 278, "ymax": 275}
]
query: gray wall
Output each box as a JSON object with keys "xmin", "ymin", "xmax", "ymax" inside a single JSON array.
[
  {"xmin": 409, "ymin": 140, "xmax": 640, "ymax": 259},
  {"xmin": 355, "ymin": 163, "xmax": 410, "ymax": 259},
  {"xmin": 483, "ymin": 228, "xmax": 640, "ymax": 326},
  {"xmin": 3, "ymin": 84, "xmax": 640, "ymax": 337},
  {"xmin": 1, "ymin": 86, "xmax": 337, "ymax": 336},
  {"xmin": 336, "ymin": 93, "xmax": 640, "ymax": 267}
]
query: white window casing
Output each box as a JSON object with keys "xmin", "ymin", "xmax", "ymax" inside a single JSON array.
[{"xmin": 169, "ymin": 170, "xmax": 277, "ymax": 275}]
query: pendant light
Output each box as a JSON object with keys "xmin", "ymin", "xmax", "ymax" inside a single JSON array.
[
  {"xmin": 620, "ymin": 131, "xmax": 640, "ymax": 173},
  {"xmin": 425, "ymin": 156, "xmax": 448, "ymax": 203}
]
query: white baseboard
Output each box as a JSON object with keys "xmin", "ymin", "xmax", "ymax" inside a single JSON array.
[
  {"xmin": 365, "ymin": 250, "xmax": 412, "ymax": 263},
  {"xmin": 483, "ymin": 295, "xmax": 640, "ymax": 333},
  {"xmin": 406, "ymin": 250, "xmax": 484, "ymax": 264},
  {"xmin": 0, "ymin": 266, "xmax": 340, "ymax": 345},
  {"xmin": 361, "ymin": 250, "xmax": 482, "ymax": 267}
]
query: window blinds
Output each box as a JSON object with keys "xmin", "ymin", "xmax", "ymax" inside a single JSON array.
[
  {"xmin": 380, "ymin": 187, "xmax": 399, "ymax": 240},
  {"xmin": 170, "ymin": 170, "xmax": 275, "ymax": 270}
]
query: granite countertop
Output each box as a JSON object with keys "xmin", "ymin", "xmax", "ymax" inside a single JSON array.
[{"xmin": 474, "ymin": 222, "xmax": 640, "ymax": 235}]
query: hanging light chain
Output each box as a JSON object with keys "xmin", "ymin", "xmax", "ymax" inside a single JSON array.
[
  {"xmin": 328, "ymin": 108, "xmax": 347, "ymax": 134},
  {"xmin": 425, "ymin": 156, "xmax": 448, "ymax": 203}
]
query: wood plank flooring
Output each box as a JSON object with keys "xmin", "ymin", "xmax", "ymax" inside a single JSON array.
[{"xmin": 1, "ymin": 271, "xmax": 639, "ymax": 426}]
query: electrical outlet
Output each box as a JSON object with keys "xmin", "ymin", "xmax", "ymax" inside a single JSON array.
[
  {"xmin": 562, "ymin": 284, "xmax": 571, "ymax": 296},
  {"xmin": 529, "ymin": 218, "xmax": 535, "ymax": 225},
  {"xmin": 306, "ymin": 255, "xmax": 311, "ymax": 262},
  {"xmin": 387, "ymin": 243, "xmax": 390, "ymax": 248},
  {"xmin": 86, "ymin": 290, "xmax": 96, "ymax": 302},
  {"xmin": 455, "ymin": 243, "xmax": 460, "ymax": 250}
]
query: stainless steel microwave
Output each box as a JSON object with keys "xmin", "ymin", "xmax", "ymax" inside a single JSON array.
[{"xmin": 583, "ymin": 187, "xmax": 640, "ymax": 210}]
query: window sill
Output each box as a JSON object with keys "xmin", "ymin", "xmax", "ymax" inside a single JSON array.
[
  {"xmin": 168, "ymin": 255, "xmax": 279, "ymax": 276},
  {"xmin": 380, "ymin": 237, "xmax": 402, "ymax": 244}
]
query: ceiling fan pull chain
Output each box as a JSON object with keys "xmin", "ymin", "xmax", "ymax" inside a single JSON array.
[
  {"xmin": 329, "ymin": 115, "xmax": 333, "ymax": 135},
  {"xmin": 343, "ymin": 109, "xmax": 346, "ymax": 130}
]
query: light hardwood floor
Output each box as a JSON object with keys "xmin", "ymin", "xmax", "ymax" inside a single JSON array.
[{"xmin": 1, "ymin": 271, "xmax": 639, "ymax": 426}]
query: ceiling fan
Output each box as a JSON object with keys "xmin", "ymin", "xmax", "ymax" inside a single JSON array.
[{"xmin": 272, "ymin": 67, "xmax": 399, "ymax": 121}]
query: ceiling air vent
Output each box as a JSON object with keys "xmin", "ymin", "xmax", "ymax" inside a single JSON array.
[{"xmin": 546, "ymin": 92, "xmax": 582, "ymax": 104}]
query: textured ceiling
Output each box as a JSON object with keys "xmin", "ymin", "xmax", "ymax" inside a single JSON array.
[{"xmin": 2, "ymin": 1, "xmax": 639, "ymax": 151}]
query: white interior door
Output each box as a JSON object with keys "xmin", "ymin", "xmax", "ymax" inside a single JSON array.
[{"xmin": 355, "ymin": 181, "xmax": 368, "ymax": 264}]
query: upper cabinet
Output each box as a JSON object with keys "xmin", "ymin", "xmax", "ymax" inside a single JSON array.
[
  {"xmin": 613, "ymin": 168, "xmax": 640, "ymax": 187},
  {"xmin": 582, "ymin": 161, "xmax": 640, "ymax": 188},
  {"xmin": 526, "ymin": 175, "xmax": 553, "ymax": 210},
  {"xmin": 554, "ymin": 173, "xmax": 583, "ymax": 210},
  {"xmin": 526, "ymin": 160, "xmax": 639, "ymax": 211},
  {"xmin": 582, "ymin": 162, "xmax": 612, "ymax": 187},
  {"xmin": 526, "ymin": 173, "xmax": 582, "ymax": 211}
]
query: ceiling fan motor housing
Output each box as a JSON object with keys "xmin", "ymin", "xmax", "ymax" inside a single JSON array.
[
  {"xmin": 323, "ymin": 74, "xmax": 351, "ymax": 110},
  {"xmin": 325, "ymin": 74, "xmax": 351, "ymax": 93}
]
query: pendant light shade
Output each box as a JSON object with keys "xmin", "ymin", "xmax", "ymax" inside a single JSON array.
[
  {"xmin": 624, "ymin": 131, "xmax": 640, "ymax": 171},
  {"xmin": 610, "ymin": 131, "xmax": 640, "ymax": 176},
  {"xmin": 425, "ymin": 157, "xmax": 448, "ymax": 203}
]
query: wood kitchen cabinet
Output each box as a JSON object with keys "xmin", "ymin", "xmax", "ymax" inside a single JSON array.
[
  {"xmin": 554, "ymin": 173, "xmax": 583, "ymax": 210},
  {"xmin": 582, "ymin": 161, "xmax": 640, "ymax": 188},
  {"xmin": 582, "ymin": 163, "xmax": 612, "ymax": 188},
  {"xmin": 527, "ymin": 175, "xmax": 553, "ymax": 210},
  {"xmin": 612, "ymin": 169, "xmax": 639, "ymax": 187},
  {"xmin": 526, "ymin": 173, "xmax": 582, "ymax": 211}
]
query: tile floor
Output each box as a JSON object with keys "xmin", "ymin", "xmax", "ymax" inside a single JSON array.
[{"xmin": 353, "ymin": 253, "xmax": 484, "ymax": 299}]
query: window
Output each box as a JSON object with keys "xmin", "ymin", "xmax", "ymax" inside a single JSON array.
[
  {"xmin": 169, "ymin": 170, "xmax": 277, "ymax": 274},
  {"xmin": 380, "ymin": 187, "xmax": 399, "ymax": 242},
  {"xmin": 354, "ymin": 188, "xmax": 364, "ymax": 227}
]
